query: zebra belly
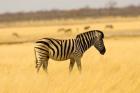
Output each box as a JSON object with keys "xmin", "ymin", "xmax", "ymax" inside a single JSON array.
[{"xmin": 49, "ymin": 55, "xmax": 70, "ymax": 61}]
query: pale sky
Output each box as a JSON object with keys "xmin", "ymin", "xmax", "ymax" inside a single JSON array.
[{"xmin": 0, "ymin": 0, "xmax": 140, "ymax": 13}]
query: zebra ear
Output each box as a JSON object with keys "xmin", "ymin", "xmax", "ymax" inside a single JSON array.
[
  {"xmin": 94, "ymin": 30, "xmax": 104, "ymax": 39},
  {"xmin": 93, "ymin": 31, "xmax": 98, "ymax": 38},
  {"xmin": 100, "ymin": 31, "xmax": 104, "ymax": 38}
]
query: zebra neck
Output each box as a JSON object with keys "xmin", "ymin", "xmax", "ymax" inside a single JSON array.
[{"xmin": 78, "ymin": 38, "xmax": 94, "ymax": 53}]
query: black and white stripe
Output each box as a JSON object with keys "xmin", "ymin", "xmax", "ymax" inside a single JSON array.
[{"xmin": 34, "ymin": 30, "xmax": 106, "ymax": 73}]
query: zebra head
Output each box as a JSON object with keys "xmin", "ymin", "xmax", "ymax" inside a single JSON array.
[{"xmin": 93, "ymin": 30, "xmax": 106, "ymax": 55}]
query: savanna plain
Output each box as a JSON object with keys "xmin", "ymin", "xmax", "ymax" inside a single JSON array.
[{"xmin": 0, "ymin": 17, "xmax": 140, "ymax": 93}]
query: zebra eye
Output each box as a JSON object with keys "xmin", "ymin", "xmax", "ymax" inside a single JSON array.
[{"xmin": 95, "ymin": 36, "xmax": 98, "ymax": 39}]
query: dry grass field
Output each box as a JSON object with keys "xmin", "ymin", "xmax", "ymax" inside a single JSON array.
[{"xmin": 0, "ymin": 17, "xmax": 140, "ymax": 93}]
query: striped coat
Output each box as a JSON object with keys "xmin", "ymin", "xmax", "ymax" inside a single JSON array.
[{"xmin": 34, "ymin": 30, "xmax": 106, "ymax": 73}]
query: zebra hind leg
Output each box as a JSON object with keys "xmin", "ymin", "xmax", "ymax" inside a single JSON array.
[
  {"xmin": 36, "ymin": 60, "xmax": 43, "ymax": 73},
  {"xmin": 34, "ymin": 47, "xmax": 49, "ymax": 73},
  {"xmin": 34, "ymin": 48, "xmax": 42, "ymax": 73},
  {"xmin": 42, "ymin": 56, "xmax": 49, "ymax": 73},
  {"xmin": 69, "ymin": 58, "xmax": 75, "ymax": 73}
]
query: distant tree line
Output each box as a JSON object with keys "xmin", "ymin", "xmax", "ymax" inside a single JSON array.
[{"xmin": 0, "ymin": 5, "xmax": 140, "ymax": 23}]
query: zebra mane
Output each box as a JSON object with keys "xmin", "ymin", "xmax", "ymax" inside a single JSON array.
[
  {"xmin": 76, "ymin": 31, "xmax": 94, "ymax": 38},
  {"xmin": 76, "ymin": 30, "xmax": 104, "ymax": 39}
]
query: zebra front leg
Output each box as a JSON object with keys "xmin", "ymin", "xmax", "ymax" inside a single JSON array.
[
  {"xmin": 75, "ymin": 58, "xmax": 82, "ymax": 73},
  {"xmin": 69, "ymin": 58, "xmax": 75, "ymax": 72}
]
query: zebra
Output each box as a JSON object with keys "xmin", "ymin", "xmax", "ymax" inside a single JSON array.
[{"xmin": 34, "ymin": 30, "xmax": 106, "ymax": 73}]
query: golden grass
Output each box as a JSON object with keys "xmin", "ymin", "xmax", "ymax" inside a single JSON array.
[
  {"xmin": 0, "ymin": 37, "xmax": 140, "ymax": 93},
  {"xmin": 0, "ymin": 17, "xmax": 140, "ymax": 93}
]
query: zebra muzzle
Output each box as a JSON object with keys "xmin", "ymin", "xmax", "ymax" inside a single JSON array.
[{"xmin": 100, "ymin": 48, "xmax": 106, "ymax": 55}]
